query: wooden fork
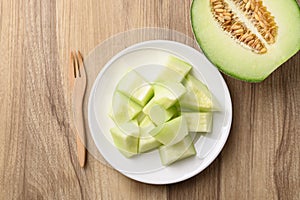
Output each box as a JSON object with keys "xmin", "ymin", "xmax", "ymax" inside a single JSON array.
[{"xmin": 70, "ymin": 51, "xmax": 87, "ymax": 168}]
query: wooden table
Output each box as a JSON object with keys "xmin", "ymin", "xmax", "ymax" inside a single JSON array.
[{"xmin": 0, "ymin": 0, "xmax": 299, "ymax": 199}]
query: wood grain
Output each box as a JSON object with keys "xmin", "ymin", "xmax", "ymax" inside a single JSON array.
[{"xmin": 0, "ymin": 0, "xmax": 299, "ymax": 199}]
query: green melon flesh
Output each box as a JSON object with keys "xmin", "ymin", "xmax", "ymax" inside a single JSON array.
[
  {"xmin": 110, "ymin": 121, "xmax": 139, "ymax": 158},
  {"xmin": 191, "ymin": 0, "xmax": 300, "ymax": 82},
  {"xmin": 109, "ymin": 57, "xmax": 219, "ymax": 165},
  {"xmin": 148, "ymin": 104, "xmax": 177, "ymax": 125},
  {"xmin": 135, "ymin": 112, "xmax": 147, "ymax": 125},
  {"xmin": 142, "ymin": 98, "xmax": 154, "ymax": 115},
  {"xmin": 117, "ymin": 70, "xmax": 154, "ymax": 106},
  {"xmin": 165, "ymin": 55, "xmax": 193, "ymax": 78},
  {"xmin": 152, "ymin": 82, "xmax": 186, "ymax": 109},
  {"xmin": 182, "ymin": 112, "xmax": 213, "ymax": 132},
  {"xmin": 139, "ymin": 116, "xmax": 161, "ymax": 153},
  {"xmin": 180, "ymin": 75, "xmax": 217, "ymax": 111},
  {"xmin": 149, "ymin": 116, "xmax": 188, "ymax": 146},
  {"xmin": 159, "ymin": 135, "xmax": 196, "ymax": 166},
  {"xmin": 155, "ymin": 55, "xmax": 192, "ymax": 83},
  {"xmin": 155, "ymin": 67, "xmax": 186, "ymax": 83},
  {"xmin": 111, "ymin": 91, "xmax": 142, "ymax": 124}
]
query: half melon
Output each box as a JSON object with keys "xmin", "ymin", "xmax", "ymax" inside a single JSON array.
[{"xmin": 191, "ymin": 0, "xmax": 300, "ymax": 82}]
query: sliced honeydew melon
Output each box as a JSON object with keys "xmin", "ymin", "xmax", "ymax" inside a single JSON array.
[
  {"xmin": 135, "ymin": 112, "xmax": 147, "ymax": 125},
  {"xmin": 180, "ymin": 75, "xmax": 218, "ymax": 111},
  {"xmin": 164, "ymin": 55, "xmax": 192, "ymax": 78},
  {"xmin": 159, "ymin": 134, "xmax": 196, "ymax": 166},
  {"xmin": 138, "ymin": 116, "xmax": 161, "ymax": 153},
  {"xmin": 110, "ymin": 120, "xmax": 139, "ymax": 158},
  {"xmin": 152, "ymin": 82, "xmax": 186, "ymax": 109},
  {"xmin": 111, "ymin": 91, "xmax": 142, "ymax": 124},
  {"xmin": 149, "ymin": 116, "xmax": 188, "ymax": 146},
  {"xmin": 182, "ymin": 112, "xmax": 213, "ymax": 132},
  {"xmin": 117, "ymin": 70, "xmax": 154, "ymax": 106},
  {"xmin": 148, "ymin": 104, "xmax": 177, "ymax": 126}
]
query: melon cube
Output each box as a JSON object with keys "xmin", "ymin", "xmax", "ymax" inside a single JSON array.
[
  {"xmin": 142, "ymin": 98, "xmax": 156, "ymax": 116},
  {"xmin": 110, "ymin": 121, "xmax": 139, "ymax": 158},
  {"xmin": 180, "ymin": 75, "xmax": 218, "ymax": 111},
  {"xmin": 165, "ymin": 55, "xmax": 192, "ymax": 78},
  {"xmin": 135, "ymin": 112, "xmax": 147, "ymax": 125},
  {"xmin": 149, "ymin": 116, "xmax": 188, "ymax": 146},
  {"xmin": 111, "ymin": 91, "xmax": 142, "ymax": 124},
  {"xmin": 117, "ymin": 70, "xmax": 154, "ymax": 106},
  {"xmin": 182, "ymin": 112, "xmax": 213, "ymax": 132},
  {"xmin": 138, "ymin": 116, "xmax": 161, "ymax": 153},
  {"xmin": 152, "ymin": 82, "xmax": 186, "ymax": 109},
  {"xmin": 159, "ymin": 134, "xmax": 196, "ymax": 166},
  {"xmin": 148, "ymin": 104, "xmax": 177, "ymax": 126},
  {"xmin": 155, "ymin": 67, "xmax": 185, "ymax": 83}
]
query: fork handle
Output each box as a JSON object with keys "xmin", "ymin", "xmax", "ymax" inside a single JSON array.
[
  {"xmin": 76, "ymin": 134, "xmax": 86, "ymax": 167},
  {"xmin": 73, "ymin": 101, "xmax": 87, "ymax": 168}
]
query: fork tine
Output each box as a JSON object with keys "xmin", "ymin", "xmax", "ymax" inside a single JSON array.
[
  {"xmin": 69, "ymin": 51, "xmax": 76, "ymax": 90},
  {"xmin": 72, "ymin": 51, "xmax": 79, "ymax": 78},
  {"xmin": 77, "ymin": 51, "xmax": 85, "ymax": 77},
  {"xmin": 75, "ymin": 51, "xmax": 81, "ymax": 77},
  {"xmin": 70, "ymin": 51, "xmax": 76, "ymax": 78},
  {"xmin": 77, "ymin": 51, "xmax": 83, "ymax": 67}
]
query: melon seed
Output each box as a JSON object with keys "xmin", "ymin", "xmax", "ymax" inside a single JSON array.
[{"xmin": 210, "ymin": 0, "xmax": 268, "ymax": 54}]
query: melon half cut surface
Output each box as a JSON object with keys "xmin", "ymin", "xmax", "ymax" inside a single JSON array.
[{"xmin": 191, "ymin": 0, "xmax": 300, "ymax": 82}]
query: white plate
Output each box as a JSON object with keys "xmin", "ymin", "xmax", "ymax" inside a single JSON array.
[{"xmin": 88, "ymin": 40, "xmax": 232, "ymax": 184}]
